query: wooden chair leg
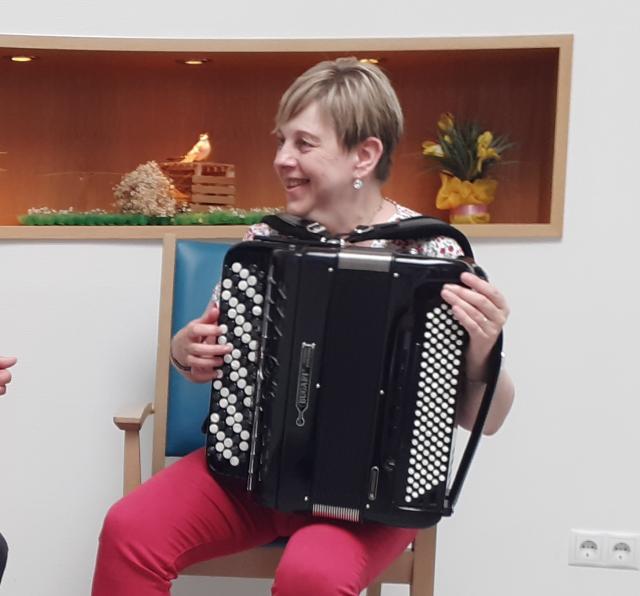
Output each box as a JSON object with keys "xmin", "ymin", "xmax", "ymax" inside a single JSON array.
[
  {"xmin": 410, "ymin": 527, "xmax": 437, "ymax": 596},
  {"xmin": 367, "ymin": 581, "xmax": 382, "ymax": 596}
]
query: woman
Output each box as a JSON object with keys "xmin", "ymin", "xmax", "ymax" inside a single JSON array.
[{"xmin": 92, "ymin": 57, "xmax": 514, "ymax": 595}]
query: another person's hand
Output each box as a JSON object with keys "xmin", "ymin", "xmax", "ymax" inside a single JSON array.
[
  {"xmin": 441, "ymin": 271, "xmax": 509, "ymax": 381},
  {"xmin": 0, "ymin": 356, "xmax": 17, "ymax": 396},
  {"xmin": 170, "ymin": 306, "xmax": 232, "ymax": 383}
]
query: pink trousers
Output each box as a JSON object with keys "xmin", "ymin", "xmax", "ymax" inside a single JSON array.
[{"xmin": 92, "ymin": 449, "xmax": 417, "ymax": 595}]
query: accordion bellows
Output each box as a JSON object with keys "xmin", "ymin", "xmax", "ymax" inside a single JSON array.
[{"xmin": 206, "ymin": 238, "xmax": 484, "ymax": 528}]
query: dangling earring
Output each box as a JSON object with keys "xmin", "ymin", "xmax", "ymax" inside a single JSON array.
[{"xmin": 353, "ymin": 178, "xmax": 364, "ymax": 190}]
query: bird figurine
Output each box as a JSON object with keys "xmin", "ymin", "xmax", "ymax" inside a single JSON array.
[{"xmin": 180, "ymin": 133, "xmax": 211, "ymax": 163}]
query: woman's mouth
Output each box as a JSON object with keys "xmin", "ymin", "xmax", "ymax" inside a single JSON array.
[{"xmin": 284, "ymin": 177, "xmax": 309, "ymax": 190}]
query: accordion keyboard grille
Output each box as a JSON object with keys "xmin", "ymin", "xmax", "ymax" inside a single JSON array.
[
  {"xmin": 208, "ymin": 261, "xmax": 266, "ymax": 472},
  {"xmin": 404, "ymin": 303, "xmax": 464, "ymax": 504}
]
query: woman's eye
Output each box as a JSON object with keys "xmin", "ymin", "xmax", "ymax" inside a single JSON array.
[{"xmin": 298, "ymin": 139, "xmax": 313, "ymax": 149}]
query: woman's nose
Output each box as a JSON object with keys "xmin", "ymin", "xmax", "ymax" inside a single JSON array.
[{"xmin": 274, "ymin": 144, "xmax": 295, "ymax": 168}]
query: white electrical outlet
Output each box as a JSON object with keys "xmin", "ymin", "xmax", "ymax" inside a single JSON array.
[
  {"xmin": 569, "ymin": 529, "xmax": 640, "ymax": 570},
  {"xmin": 569, "ymin": 530, "xmax": 605, "ymax": 567},
  {"xmin": 605, "ymin": 533, "xmax": 640, "ymax": 570}
]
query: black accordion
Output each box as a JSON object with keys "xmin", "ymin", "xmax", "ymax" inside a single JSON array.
[{"xmin": 205, "ymin": 216, "xmax": 501, "ymax": 528}]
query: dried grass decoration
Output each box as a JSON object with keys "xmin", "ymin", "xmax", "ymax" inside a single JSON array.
[{"xmin": 113, "ymin": 161, "xmax": 177, "ymax": 218}]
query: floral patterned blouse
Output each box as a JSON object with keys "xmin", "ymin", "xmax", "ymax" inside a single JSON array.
[{"xmin": 211, "ymin": 201, "xmax": 463, "ymax": 303}]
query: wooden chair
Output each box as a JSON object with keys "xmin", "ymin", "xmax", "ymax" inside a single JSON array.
[{"xmin": 114, "ymin": 234, "xmax": 437, "ymax": 595}]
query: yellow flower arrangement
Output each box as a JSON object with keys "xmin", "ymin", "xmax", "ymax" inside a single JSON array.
[{"xmin": 422, "ymin": 113, "xmax": 513, "ymax": 223}]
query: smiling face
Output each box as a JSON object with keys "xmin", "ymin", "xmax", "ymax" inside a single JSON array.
[{"xmin": 273, "ymin": 101, "xmax": 357, "ymax": 219}]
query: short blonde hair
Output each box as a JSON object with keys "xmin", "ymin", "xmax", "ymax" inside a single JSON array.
[{"xmin": 275, "ymin": 57, "xmax": 404, "ymax": 182}]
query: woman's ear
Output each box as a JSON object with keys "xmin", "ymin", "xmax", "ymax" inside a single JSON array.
[{"xmin": 354, "ymin": 137, "xmax": 384, "ymax": 179}]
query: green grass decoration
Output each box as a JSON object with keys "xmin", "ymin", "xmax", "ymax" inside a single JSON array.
[{"xmin": 18, "ymin": 209, "xmax": 274, "ymax": 226}]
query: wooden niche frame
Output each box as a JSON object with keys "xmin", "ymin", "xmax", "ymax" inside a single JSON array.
[{"xmin": 0, "ymin": 34, "xmax": 572, "ymax": 240}]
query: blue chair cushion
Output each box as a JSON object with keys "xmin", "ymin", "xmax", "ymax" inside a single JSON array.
[{"xmin": 166, "ymin": 240, "xmax": 233, "ymax": 457}]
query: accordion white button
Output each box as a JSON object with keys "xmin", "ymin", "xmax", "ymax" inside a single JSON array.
[
  {"xmin": 253, "ymin": 294, "xmax": 264, "ymax": 305},
  {"xmin": 239, "ymin": 441, "xmax": 249, "ymax": 452},
  {"xmin": 238, "ymin": 280, "xmax": 248, "ymax": 291},
  {"xmin": 230, "ymin": 456, "xmax": 240, "ymax": 467},
  {"xmin": 222, "ymin": 279, "xmax": 233, "ymax": 289},
  {"xmin": 237, "ymin": 378, "xmax": 247, "ymax": 388},
  {"xmin": 210, "ymin": 413, "xmax": 220, "ymax": 422},
  {"xmin": 226, "ymin": 416, "xmax": 235, "ymax": 426},
  {"xmin": 246, "ymin": 287, "xmax": 256, "ymax": 298},
  {"xmin": 229, "ymin": 297, "xmax": 238, "ymax": 308},
  {"xmin": 252, "ymin": 305, "xmax": 262, "ymax": 316},
  {"xmin": 240, "ymin": 430, "xmax": 250, "ymax": 440},
  {"xmin": 236, "ymin": 303, "xmax": 246, "ymax": 314},
  {"xmin": 233, "ymin": 423, "xmax": 242, "ymax": 433},
  {"xmin": 239, "ymin": 268, "xmax": 249, "ymax": 279}
]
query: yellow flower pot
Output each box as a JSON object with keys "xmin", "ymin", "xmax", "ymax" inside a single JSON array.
[{"xmin": 435, "ymin": 173, "xmax": 497, "ymax": 224}]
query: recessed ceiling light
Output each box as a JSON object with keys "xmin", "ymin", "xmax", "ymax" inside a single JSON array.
[
  {"xmin": 359, "ymin": 58, "xmax": 380, "ymax": 65},
  {"xmin": 6, "ymin": 55, "xmax": 37, "ymax": 63},
  {"xmin": 180, "ymin": 58, "xmax": 210, "ymax": 66}
]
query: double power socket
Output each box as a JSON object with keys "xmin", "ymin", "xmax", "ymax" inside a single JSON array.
[{"xmin": 569, "ymin": 529, "xmax": 640, "ymax": 570}]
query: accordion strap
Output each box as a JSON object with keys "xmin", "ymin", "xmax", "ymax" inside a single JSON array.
[
  {"xmin": 445, "ymin": 332, "xmax": 504, "ymax": 512},
  {"xmin": 261, "ymin": 213, "xmax": 474, "ymax": 258}
]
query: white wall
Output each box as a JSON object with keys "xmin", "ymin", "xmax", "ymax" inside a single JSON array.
[{"xmin": 1, "ymin": 1, "xmax": 640, "ymax": 595}]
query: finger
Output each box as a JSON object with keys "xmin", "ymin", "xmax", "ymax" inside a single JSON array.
[
  {"xmin": 0, "ymin": 356, "xmax": 17, "ymax": 369},
  {"xmin": 190, "ymin": 368, "xmax": 224, "ymax": 383},
  {"xmin": 190, "ymin": 343, "xmax": 232, "ymax": 358},
  {"xmin": 0, "ymin": 370, "xmax": 12, "ymax": 385},
  {"xmin": 460, "ymin": 272, "xmax": 509, "ymax": 312},
  {"xmin": 0, "ymin": 386, "xmax": 5, "ymax": 396},
  {"xmin": 447, "ymin": 302, "xmax": 493, "ymax": 338},
  {"xmin": 190, "ymin": 369, "xmax": 219, "ymax": 383},
  {"xmin": 442, "ymin": 284, "xmax": 504, "ymax": 325},
  {"xmin": 198, "ymin": 305, "xmax": 220, "ymax": 324},
  {"xmin": 186, "ymin": 355, "xmax": 225, "ymax": 369},
  {"xmin": 188, "ymin": 323, "xmax": 224, "ymax": 340}
]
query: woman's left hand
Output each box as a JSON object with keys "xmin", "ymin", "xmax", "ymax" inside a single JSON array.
[{"xmin": 441, "ymin": 271, "xmax": 509, "ymax": 381}]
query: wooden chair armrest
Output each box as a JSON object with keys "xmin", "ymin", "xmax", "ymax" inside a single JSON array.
[
  {"xmin": 113, "ymin": 402, "xmax": 155, "ymax": 496},
  {"xmin": 113, "ymin": 402, "xmax": 154, "ymax": 432}
]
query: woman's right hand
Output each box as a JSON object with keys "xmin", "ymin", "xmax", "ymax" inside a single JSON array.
[{"xmin": 170, "ymin": 305, "xmax": 232, "ymax": 383}]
